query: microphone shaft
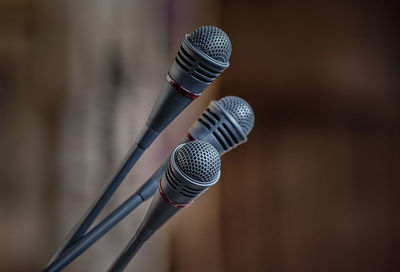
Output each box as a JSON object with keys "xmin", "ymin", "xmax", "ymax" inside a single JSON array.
[
  {"xmin": 107, "ymin": 192, "xmax": 180, "ymax": 271},
  {"xmin": 44, "ymin": 161, "xmax": 167, "ymax": 271},
  {"xmin": 48, "ymin": 142, "xmax": 146, "ymax": 264},
  {"xmin": 43, "ymin": 193, "xmax": 144, "ymax": 272},
  {"xmin": 46, "ymin": 139, "xmax": 188, "ymax": 270},
  {"xmin": 107, "ymin": 225, "xmax": 154, "ymax": 272},
  {"xmin": 49, "ymin": 81, "xmax": 193, "ymax": 263}
]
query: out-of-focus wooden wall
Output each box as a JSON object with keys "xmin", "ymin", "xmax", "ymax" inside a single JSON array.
[
  {"xmin": 217, "ymin": 1, "xmax": 399, "ymax": 272},
  {"xmin": 0, "ymin": 0, "xmax": 67, "ymax": 270}
]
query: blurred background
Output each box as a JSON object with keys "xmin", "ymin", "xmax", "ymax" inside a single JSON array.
[{"xmin": 0, "ymin": 0, "xmax": 399, "ymax": 271}]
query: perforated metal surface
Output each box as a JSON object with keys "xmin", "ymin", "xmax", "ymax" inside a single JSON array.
[
  {"xmin": 188, "ymin": 26, "xmax": 232, "ymax": 63},
  {"xmin": 175, "ymin": 141, "xmax": 220, "ymax": 183},
  {"xmin": 218, "ymin": 96, "xmax": 255, "ymax": 136}
]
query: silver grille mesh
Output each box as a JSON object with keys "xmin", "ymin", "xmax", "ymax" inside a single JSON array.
[
  {"xmin": 175, "ymin": 141, "xmax": 220, "ymax": 183},
  {"xmin": 218, "ymin": 96, "xmax": 255, "ymax": 136},
  {"xmin": 188, "ymin": 26, "xmax": 232, "ymax": 63}
]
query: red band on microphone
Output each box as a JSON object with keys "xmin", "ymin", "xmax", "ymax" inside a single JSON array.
[
  {"xmin": 158, "ymin": 180, "xmax": 192, "ymax": 208},
  {"xmin": 167, "ymin": 74, "xmax": 200, "ymax": 100},
  {"xmin": 185, "ymin": 133, "xmax": 195, "ymax": 142}
]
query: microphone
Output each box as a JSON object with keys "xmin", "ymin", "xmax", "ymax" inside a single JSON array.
[
  {"xmin": 43, "ymin": 96, "xmax": 254, "ymax": 272},
  {"xmin": 136, "ymin": 26, "xmax": 232, "ymax": 148},
  {"xmin": 188, "ymin": 95, "xmax": 255, "ymax": 154},
  {"xmin": 107, "ymin": 141, "xmax": 221, "ymax": 272},
  {"xmin": 137, "ymin": 95, "xmax": 255, "ymax": 200},
  {"xmin": 48, "ymin": 26, "xmax": 232, "ymax": 264}
]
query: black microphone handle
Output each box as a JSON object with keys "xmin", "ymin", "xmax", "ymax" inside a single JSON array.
[
  {"xmin": 44, "ymin": 139, "xmax": 185, "ymax": 271},
  {"xmin": 144, "ymin": 78, "xmax": 194, "ymax": 134},
  {"xmin": 107, "ymin": 226, "xmax": 153, "ymax": 272},
  {"xmin": 43, "ymin": 194, "xmax": 144, "ymax": 272},
  {"xmin": 107, "ymin": 193, "xmax": 180, "ymax": 272},
  {"xmin": 44, "ymin": 183, "xmax": 180, "ymax": 272},
  {"xmin": 48, "ymin": 82, "xmax": 194, "ymax": 265},
  {"xmin": 108, "ymin": 140, "xmax": 221, "ymax": 272}
]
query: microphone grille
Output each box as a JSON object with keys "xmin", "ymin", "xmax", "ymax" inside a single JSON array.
[
  {"xmin": 218, "ymin": 96, "xmax": 255, "ymax": 135},
  {"xmin": 188, "ymin": 26, "xmax": 232, "ymax": 63},
  {"xmin": 175, "ymin": 141, "xmax": 221, "ymax": 183}
]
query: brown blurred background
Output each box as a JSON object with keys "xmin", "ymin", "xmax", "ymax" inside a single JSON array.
[{"xmin": 0, "ymin": 0, "xmax": 399, "ymax": 271}]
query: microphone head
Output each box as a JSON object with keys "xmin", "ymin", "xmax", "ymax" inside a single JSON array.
[
  {"xmin": 136, "ymin": 142, "xmax": 221, "ymax": 236},
  {"xmin": 217, "ymin": 96, "xmax": 255, "ymax": 136},
  {"xmin": 187, "ymin": 96, "xmax": 255, "ymax": 154},
  {"xmin": 159, "ymin": 141, "xmax": 221, "ymax": 206},
  {"xmin": 175, "ymin": 140, "xmax": 221, "ymax": 184},
  {"xmin": 168, "ymin": 26, "xmax": 232, "ymax": 94},
  {"xmin": 188, "ymin": 26, "xmax": 232, "ymax": 64}
]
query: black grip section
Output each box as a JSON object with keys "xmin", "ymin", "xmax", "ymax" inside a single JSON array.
[
  {"xmin": 137, "ymin": 159, "xmax": 168, "ymax": 201},
  {"xmin": 43, "ymin": 194, "xmax": 144, "ymax": 272},
  {"xmin": 135, "ymin": 124, "xmax": 159, "ymax": 149},
  {"xmin": 107, "ymin": 225, "xmax": 154, "ymax": 272},
  {"xmin": 107, "ymin": 193, "xmax": 181, "ymax": 271},
  {"xmin": 145, "ymin": 80, "xmax": 193, "ymax": 133}
]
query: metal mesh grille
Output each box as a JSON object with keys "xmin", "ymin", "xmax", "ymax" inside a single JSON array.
[
  {"xmin": 218, "ymin": 96, "xmax": 255, "ymax": 135},
  {"xmin": 175, "ymin": 141, "xmax": 220, "ymax": 183},
  {"xmin": 188, "ymin": 26, "xmax": 232, "ymax": 63}
]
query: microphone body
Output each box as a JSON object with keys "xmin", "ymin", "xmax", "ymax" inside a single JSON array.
[
  {"xmin": 137, "ymin": 32, "xmax": 231, "ymax": 148},
  {"xmin": 106, "ymin": 192, "xmax": 179, "ymax": 272},
  {"xmin": 108, "ymin": 141, "xmax": 221, "ymax": 272}
]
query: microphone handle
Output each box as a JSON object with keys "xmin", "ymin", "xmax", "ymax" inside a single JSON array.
[
  {"xmin": 48, "ymin": 80, "xmax": 194, "ymax": 263},
  {"xmin": 44, "ymin": 140, "xmax": 188, "ymax": 271},
  {"xmin": 108, "ymin": 193, "xmax": 181, "ymax": 272},
  {"xmin": 43, "ymin": 193, "xmax": 144, "ymax": 272},
  {"xmin": 107, "ymin": 225, "xmax": 153, "ymax": 272},
  {"xmin": 46, "ymin": 142, "xmax": 146, "ymax": 267}
]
